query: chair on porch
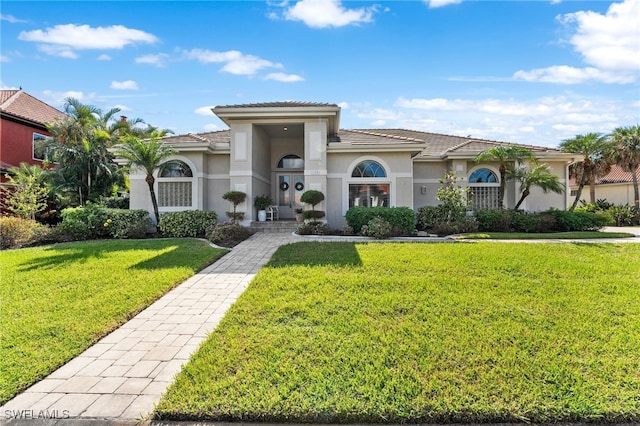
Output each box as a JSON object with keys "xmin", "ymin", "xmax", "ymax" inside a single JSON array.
[{"xmin": 266, "ymin": 205, "xmax": 279, "ymax": 221}]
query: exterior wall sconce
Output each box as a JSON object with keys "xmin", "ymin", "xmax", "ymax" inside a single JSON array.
[{"xmin": 420, "ymin": 185, "xmax": 427, "ymax": 194}]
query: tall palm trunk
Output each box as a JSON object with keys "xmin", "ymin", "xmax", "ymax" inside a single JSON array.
[
  {"xmin": 569, "ymin": 183, "xmax": 584, "ymax": 211},
  {"xmin": 498, "ymin": 164, "xmax": 506, "ymax": 209},
  {"xmin": 632, "ymin": 173, "xmax": 640, "ymax": 209},
  {"xmin": 146, "ymin": 174, "xmax": 160, "ymax": 224}
]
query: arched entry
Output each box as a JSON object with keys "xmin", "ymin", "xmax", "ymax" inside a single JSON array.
[{"xmin": 276, "ymin": 154, "xmax": 304, "ymax": 219}]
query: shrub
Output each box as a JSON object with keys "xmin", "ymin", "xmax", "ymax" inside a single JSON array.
[
  {"xmin": 432, "ymin": 217, "xmax": 477, "ymax": 236},
  {"xmin": 510, "ymin": 211, "xmax": 543, "ymax": 233},
  {"xmin": 222, "ymin": 191, "xmax": 246, "ymax": 224},
  {"xmin": 207, "ymin": 222, "xmax": 251, "ymax": 248},
  {"xmin": 296, "ymin": 221, "xmax": 332, "ymax": 236},
  {"xmin": 302, "ymin": 210, "xmax": 326, "ymax": 220},
  {"xmin": 59, "ymin": 204, "xmax": 109, "ymax": 240},
  {"xmin": 300, "ymin": 190, "xmax": 324, "ymax": 209},
  {"xmin": 474, "ymin": 209, "xmax": 513, "ymax": 232},
  {"xmin": 102, "ymin": 209, "xmax": 152, "ymax": 239},
  {"xmin": 346, "ymin": 206, "xmax": 415, "ymax": 235},
  {"xmin": 159, "ymin": 210, "xmax": 218, "ymax": 238},
  {"xmin": 254, "ymin": 194, "xmax": 272, "ymax": 211},
  {"xmin": 416, "ymin": 206, "xmax": 446, "ymax": 231},
  {"xmin": 360, "ymin": 216, "xmax": 394, "ymax": 239},
  {"xmin": 0, "ymin": 216, "xmax": 50, "ymax": 249},
  {"xmin": 98, "ymin": 196, "xmax": 129, "ymax": 209},
  {"xmin": 608, "ymin": 205, "xmax": 640, "ymax": 226},
  {"xmin": 546, "ymin": 209, "xmax": 608, "ymax": 232}
]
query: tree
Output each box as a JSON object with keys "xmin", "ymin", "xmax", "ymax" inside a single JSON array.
[
  {"xmin": 113, "ymin": 135, "xmax": 176, "ymax": 224},
  {"xmin": 0, "ymin": 163, "xmax": 49, "ymax": 220},
  {"xmin": 474, "ymin": 145, "xmax": 537, "ymax": 208},
  {"xmin": 608, "ymin": 125, "xmax": 640, "ymax": 208},
  {"xmin": 222, "ymin": 191, "xmax": 247, "ymax": 224},
  {"xmin": 559, "ymin": 133, "xmax": 611, "ymax": 210},
  {"xmin": 508, "ymin": 163, "xmax": 564, "ymax": 211},
  {"xmin": 46, "ymin": 98, "xmax": 121, "ymax": 205}
]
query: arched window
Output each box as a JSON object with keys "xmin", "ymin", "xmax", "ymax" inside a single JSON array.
[
  {"xmin": 468, "ymin": 167, "xmax": 500, "ymax": 210},
  {"xmin": 158, "ymin": 160, "xmax": 193, "ymax": 207},
  {"xmin": 351, "ymin": 160, "xmax": 386, "ymax": 178},
  {"xmin": 159, "ymin": 161, "xmax": 193, "ymax": 177},
  {"xmin": 349, "ymin": 160, "xmax": 389, "ymax": 208},
  {"xmin": 277, "ymin": 154, "xmax": 304, "ymax": 169}
]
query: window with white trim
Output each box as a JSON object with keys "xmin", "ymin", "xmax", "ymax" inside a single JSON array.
[
  {"xmin": 32, "ymin": 133, "xmax": 51, "ymax": 161},
  {"xmin": 158, "ymin": 161, "xmax": 193, "ymax": 207},
  {"xmin": 349, "ymin": 160, "xmax": 389, "ymax": 208},
  {"xmin": 468, "ymin": 168, "xmax": 500, "ymax": 210}
]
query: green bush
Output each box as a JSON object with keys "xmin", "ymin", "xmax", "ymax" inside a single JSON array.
[
  {"xmin": 102, "ymin": 209, "xmax": 152, "ymax": 239},
  {"xmin": 546, "ymin": 209, "xmax": 608, "ymax": 232},
  {"xmin": 296, "ymin": 221, "xmax": 332, "ymax": 236},
  {"xmin": 159, "ymin": 210, "xmax": 218, "ymax": 238},
  {"xmin": 346, "ymin": 206, "xmax": 415, "ymax": 235},
  {"xmin": 207, "ymin": 223, "xmax": 251, "ymax": 248},
  {"xmin": 416, "ymin": 206, "xmax": 446, "ymax": 231},
  {"xmin": 302, "ymin": 210, "xmax": 325, "ymax": 220},
  {"xmin": 0, "ymin": 216, "xmax": 50, "ymax": 249},
  {"xmin": 300, "ymin": 190, "xmax": 324, "ymax": 208},
  {"xmin": 474, "ymin": 209, "xmax": 513, "ymax": 232},
  {"xmin": 59, "ymin": 204, "xmax": 109, "ymax": 240},
  {"xmin": 97, "ymin": 196, "xmax": 129, "ymax": 209},
  {"xmin": 608, "ymin": 205, "xmax": 640, "ymax": 226},
  {"xmin": 360, "ymin": 216, "xmax": 394, "ymax": 239},
  {"xmin": 432, "ymin": 217, "xmax": 477, "ymax": 236}
]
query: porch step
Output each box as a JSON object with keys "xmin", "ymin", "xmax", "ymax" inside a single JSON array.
[{"xmin": 249, "ymin": 220, "xmax": 300, "ymax": 233}]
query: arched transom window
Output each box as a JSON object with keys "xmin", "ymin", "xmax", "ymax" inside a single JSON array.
[
  {"xmin": 277, "ymin": 154, "xmax": 304, "ymax": 169},
  {"xmin": 468, "ymin": 167, "xmax": 499, "ymax": 210},
  {"xmin": 158, "ymin": 160, "xmax": 193, "ymax": 207},
  {"xmin": 349, "ymin": 160, "xmax": 389, "ymax": 208},
  {"xmin": 351, "ymin": 160, "xmax": 386, "ymax": 178}
]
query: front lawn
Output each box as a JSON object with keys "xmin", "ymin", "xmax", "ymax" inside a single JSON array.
[
  {"xmin": 156, "ymin": 242, "xmax": 640, "ymax": 423},
  {"xmin": 0, "ymin": 239, "xmax": 227, "ymax": 404}
]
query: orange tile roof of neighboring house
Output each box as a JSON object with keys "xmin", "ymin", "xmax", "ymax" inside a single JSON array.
[
  {"xmin": 0, "ymin": 89, "xmax": 66, "ymax": 127},
  {"xmin": 597, "ymin": 164, "xmax": 640, "ymax": 184}
]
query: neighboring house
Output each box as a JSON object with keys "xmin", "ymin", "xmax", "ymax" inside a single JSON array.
[
  {"xmin": 570, "ymin": 164, "xmax": 640, "ymax": 206},
  {"xmin": 0, "ymin": 89, "xmax": 66, "ymax": 177},
  {"xmin": 127, "ymin": 102, "xmax": 577, "ymax": 227}
]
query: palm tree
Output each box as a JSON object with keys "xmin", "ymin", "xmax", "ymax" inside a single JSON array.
[
  {"xmin": 113, "ymin": 135, "xmax": 175, "ymax": 224},
  {"xmin": 474, "ymin": 145, "xmax": 537, "ymax": 208},
  {"xmin": 508, "ymin": 163, "xmax": 564, "ymax": 210},
  {"xmin": 559, "ymin": 133, "xmax": 611, "ymax": 210},
  {"xmin": 608, "ymin": 125, "xmax": 640, "ymax": 208}
]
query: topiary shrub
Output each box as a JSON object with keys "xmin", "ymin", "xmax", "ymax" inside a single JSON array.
[
  {"xmin": 302, "ymin": 210, "xmax": 326, "ymax": 220},
  {"xmin": 159, "ymin": 210, "xmax": 218, "ymax": 238},
  {"xmin": 360, "ymin": 216, "xmax": 394, "ymax": 239},
  {"xmin": 346, "ymin": 206, "xmax": 415, "ymax": 235},
  {"xmin": 0, "ymin": 216, "xmax": 50, "ymax": 249},
  {"xmin": 300, "ymin": 190, "xmax": 325, "ymax": 220},
  {"xmin": 207, "ymin": 222, "xmax": 251, "ymax": 248},
  {"xmin": 222, "ymin": 191, "xmax": 246, "ymax": 224}
]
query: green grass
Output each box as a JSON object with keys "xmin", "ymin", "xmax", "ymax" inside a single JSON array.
[
  {"xmin": 454, "ymin": 231, "xmax": 635, "ymax": 239},
  {"xmin": 156, "ymin": 242, "xmax": 640, "ymax": 423},
  {"xmin": 0, "ymin": 238, "xmax": 227, "ymax": 404}
]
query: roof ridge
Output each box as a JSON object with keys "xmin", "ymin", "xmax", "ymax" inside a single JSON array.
[
  {"xmin": 0, "ymin": 89, "xmax": 22, "ymax": 110},
  {"xmin": 187, "ymin": 132, "xmax": 210, "ymax": 142},
  {"xmin": 344, "ymin": 129, "xmax": 425, "ymax": 143}
]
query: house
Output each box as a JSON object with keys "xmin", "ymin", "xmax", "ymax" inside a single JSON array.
[
  {"xmin": 0, "ymin": 89, "xmax": 66, "ymax": 176},
  {"xmin": 128, "ymin": 101, "xmax": 577, "ymax": 227},
  {"xmin": 570, "ymin": 164, "xmax": 640, "ymax": 206}
]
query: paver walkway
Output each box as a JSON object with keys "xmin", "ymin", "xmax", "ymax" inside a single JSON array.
[
  {"xmin": 1, "ymin": 232, "xmax": 299, "ymax": 421},
  {"xmin": 2, "ymin": 228, "xmax": 639, "ymax": 423}
]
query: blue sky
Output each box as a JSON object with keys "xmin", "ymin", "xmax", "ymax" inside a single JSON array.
[{"xmin": 1, "ymin": 0, "xmax": 638, "ymax": 147}]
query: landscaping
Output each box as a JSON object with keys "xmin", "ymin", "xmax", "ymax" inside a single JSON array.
[
  {"xmin": 156, "ymin": 241, "xmax": 640, "ymax": 423},
  {"xmin": 0, "ymin": 238, "xmax": 227, "ymax": 404},
  {"xmin": 454, "ymin": 231, "xmax": 635, "ymax": 240}
]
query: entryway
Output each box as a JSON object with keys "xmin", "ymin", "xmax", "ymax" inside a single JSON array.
[{"xmin": 276, "ymin": 172, "xmax": 305, "ymax": 219}]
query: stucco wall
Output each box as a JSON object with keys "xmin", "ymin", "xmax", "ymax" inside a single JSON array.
[{"xmin": 0, "ymin": 118, "xmax": 50, "ymax": 169}]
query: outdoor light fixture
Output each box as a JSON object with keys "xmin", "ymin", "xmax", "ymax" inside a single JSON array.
[
  {"xmin": 283, "ymin": 127, "xmax": 288, "ymax": 131},
  {"xmin": 421, "ymin": 185, "xmax": 427, "ymax": 194}
]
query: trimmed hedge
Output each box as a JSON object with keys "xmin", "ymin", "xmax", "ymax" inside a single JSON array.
[
  {"xmin": 59, "ymin": 204, "xmax": 152, "ymax": 240},
  {"xmin": 159, "ymin": 210, "xmax": 218, "ymax": 238},
  {"xmin": 474, "ymin": 208, "xmax": 608, "ymax": 233},
  {"xmin": 346, "ymin": 206, "xmax": 415, "ymax": 236}
]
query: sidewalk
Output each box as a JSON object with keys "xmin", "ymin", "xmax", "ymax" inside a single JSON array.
[
  {"xmin": 2, "ymin": 228, "xmax": 638, "ymax": 423},
  {"xmin": 1, "ymin": 232, "xmax": 298, "ymax": 421}
]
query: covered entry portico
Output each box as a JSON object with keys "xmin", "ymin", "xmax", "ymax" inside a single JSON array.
[{"xmin": 213, "ymin": 102, "xmax": 340, "ymax": 223}]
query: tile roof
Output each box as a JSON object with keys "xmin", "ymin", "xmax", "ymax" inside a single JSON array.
[
  {"xmin": 160, "ymin": 130, "xmax": 231, "ymax": 144},
  {"xmin": 597, "ymin": 164, "xmax": 640, "ymax": 184},
  {"xmin": 0, "ymin": 90, "xmax": 66, "ymax": 126},
  {"xmin": 215, "ymin": 101, "xmax": 339, "ymax": 109}
]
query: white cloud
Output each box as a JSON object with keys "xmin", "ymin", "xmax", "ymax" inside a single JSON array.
[
  {"xmin": 182, "ymin": 48, "xmax": 284, "ymax": 76},
  {"xmin": 194, "ymin": 106, "xmax": 216, "ymax": 116},
  {"xmin": 204, "ymin": 123, "xmax": 222, "ymax": 132},
  {"xmin": 1, "ymin": 14, "xmax": 27, "ymax": 23},
  {"xmin": 424, "ymin": 0, "xmax": 462, "ymax": 8},
  {"xmin": 264, "ymin": 72, "xmax": 305, "ymax": 82},
  {"xmin": 135, "ymin": 53, "xmax": 170, "ymax": 67},
  {"xmin": 0, "ymin": 55, "xmax": 9, "ymax": 63},
  {"xmin": 110, "ymin": 80, "xmax": 139, "ymax": 90},
  {"xmin": 514, "ymin": 0, "xmax": 640, "ymax": 84},
  {"xmin": 40, "ymin": 90, "xmax": 100, "ymax": 108},
  {"xmin": 0, "ymin": 81, "xmax": 18, "ymax": 90},
  {"xmin": 113, "ymin": 104, "xmax": 132, "ymax": 112},
  {"xmin": 338, "ymin": 102, "xmax": 349, "ymax": 109},
  {"xmin": 97, "ymin": 54, "xmax": 111, "ymax": 61},
  {"xmin": 283, "ymin": 0, "xmax": 378, "ymax": 28},
  {"xmin": 18, "ymin": 24, "xmax": 158, "ymax": 58}
]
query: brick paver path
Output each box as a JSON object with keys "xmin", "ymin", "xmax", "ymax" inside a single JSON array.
[{"xmin": 1, "ymin": 232, "xmax": 299, "ymax": 420}]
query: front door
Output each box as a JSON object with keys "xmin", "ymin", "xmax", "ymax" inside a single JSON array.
[{"xmin": 277, "ymin": 173, "xmax": 305, "ymax": 219}]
